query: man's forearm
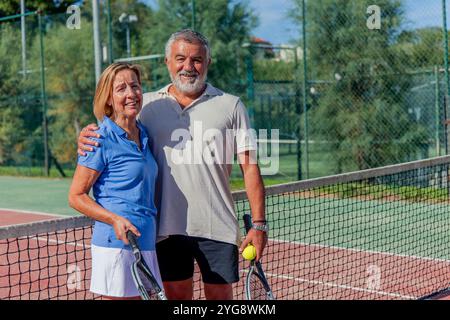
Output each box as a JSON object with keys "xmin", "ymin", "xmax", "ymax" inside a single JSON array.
[
  {"xmin": 242, "ymin": 164, "xmax": 265, "ymax": 222},
  {"xmin": 239, "ymin": 159, "xmax": 267, "ymax": 260}
]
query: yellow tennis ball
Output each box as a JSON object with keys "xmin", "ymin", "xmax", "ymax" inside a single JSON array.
[{"xmin": 242, "ymin": 244, "xmax": 257, "ymax": 260}]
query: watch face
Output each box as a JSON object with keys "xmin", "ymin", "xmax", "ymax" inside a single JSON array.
[{"xmin": 253, "ymin": 224, "xmax": 268, "ymax": 232}]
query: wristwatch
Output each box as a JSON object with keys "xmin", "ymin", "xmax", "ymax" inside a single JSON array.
[{"xmin": 252, "ymin": 222, "xmax": 269, "ymax": 233}]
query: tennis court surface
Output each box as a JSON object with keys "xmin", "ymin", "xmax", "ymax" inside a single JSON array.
[{"xmin": 1, "ymin": 156, "xmax": 450, "ymax": 300}]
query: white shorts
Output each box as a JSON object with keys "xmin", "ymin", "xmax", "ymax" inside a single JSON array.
[{"xmin": 90, "ymin": 244, "xmax": 163, "ymax": 298}]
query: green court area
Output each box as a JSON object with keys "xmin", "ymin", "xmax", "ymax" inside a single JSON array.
[
  {"xmin": 236, "ymin": 187, "xmax": 450, "ymax": 260},
  {"xmin": 0, "ymin": 175, "xmax": 286, "ymax": 217},
  {"xmin": 280, "ymin": 196, "xmax": 449, "ymax": 260},
  {"xmin": 2, "ymin": 156, "xmax": 450, "ymax": 300},
  {"xmin": 0, "ymin": 176, "xmax": 78, "ymax": 216},
  {"xmin": 3, "ymin": 159, "xmax": 450, "ymax": 262}
]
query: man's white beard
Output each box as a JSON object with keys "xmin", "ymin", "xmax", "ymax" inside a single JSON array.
[{"xmin": 170, "ymin": 70, "xmax": 207, "ymax": 95}]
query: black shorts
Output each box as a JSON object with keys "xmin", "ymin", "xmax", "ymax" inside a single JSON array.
[{"xmin": 156, "ymin": 235, "xmax": 239, "ymax": 284}]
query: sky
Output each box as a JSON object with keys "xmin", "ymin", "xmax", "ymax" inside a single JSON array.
[
  {"xmin": 141, "ymin": 0, "xmax": 448, "ymax": 45},
  {"xmin": 249, "ymin": 0, "xmax": 447, "ymax": 45}
]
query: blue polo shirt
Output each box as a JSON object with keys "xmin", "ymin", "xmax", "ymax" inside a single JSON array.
[{"xmin": 77, "ymin": 117, "xmax": 158, "ymax": 250}]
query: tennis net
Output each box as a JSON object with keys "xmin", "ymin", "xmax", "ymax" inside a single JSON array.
[{"xmin": 1, "ymin": 156, "xmax": 450, "ymax": 299}]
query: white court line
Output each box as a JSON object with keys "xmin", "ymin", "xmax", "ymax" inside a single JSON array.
[
  {"xmin": 238, "ymin": 236, "xmax": 450, "ymax": 299},
  {"xmin": 22, "ymin": 236, "xmax": 423, "ymax": 299},
  {"xmin": 16, "ymin": 235, "xmax": 90, "ymax": 249},
  {"xmin": 0, "ymin": 208, "xmax": 66, "ymax": 218},
  {"xmin": 238, "ymin": 269, "xmax": 415, "ymax": 299},
  {"xmin": 266, "ymin": 272, "xmax": 416, "ymax": 299},
  {"xmin": 36, "ymin": 236, "xmax": 91, "ymax": 249},
  {"xmin": 269, "ymin": 238, "xmax": 450, "ymax": 264},
  {"xmin": 21, "ymin": 232, "xmax": 442, "ymax": 299}
]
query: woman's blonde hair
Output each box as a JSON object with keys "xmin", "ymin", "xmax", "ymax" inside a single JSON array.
[{"xmin": 93, "ymin": 62, "xmax": 142, "ymax": 121}]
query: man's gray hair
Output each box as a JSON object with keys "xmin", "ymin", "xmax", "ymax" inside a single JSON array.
[{"xmin": 165, "ymin": 29, "xmax": 211, "ymax": 60}]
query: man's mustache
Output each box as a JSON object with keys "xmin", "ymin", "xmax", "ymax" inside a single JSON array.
[{"xmin": 178, "ymin": 70, "xmax": 199, "ymax": 77}]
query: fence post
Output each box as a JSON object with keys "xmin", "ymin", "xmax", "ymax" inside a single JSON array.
[
  {"xmin": 92, "ymin": 0, "xmax": 102, "ymax": 84},
  {"xmin": 20, "ymin": 0, "xmax": 27, "ymax": 79},
  {"xmin": 38, "ymin": 11, "xmax": 49, "ymax": 176},
  {"xmin": 435, "ymin": 66, "xmax": 441, "ymax": 156},
  {"xmin": 191, "ymin": 0, "xmax": 196, "ymax": 30},
  {"xmin": 246, "ymin": 52, "xmax": 255, "ymax": 126},
  {"xmin": 302, "ymin": 0, "xmax": 309, "ymax": 179},
  {"xmin": 106, "ymin": 0, "xmax": 113, "ymax": 64},
  {"xmin": 442, "ymin": 0, "xmax": 450, "ymax": 154},
  {"xmin": 294, "ymin": 48, "xmax": 302, "ymax": 181}
]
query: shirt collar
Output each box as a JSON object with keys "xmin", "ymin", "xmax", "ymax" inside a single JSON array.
[
  {"xmin": 103, "ymin": 117, "xmax": 149, "ymax": 151},
  {"xmin": 157, "ymin": 83, "xmax": 221, "ymax": 98},
  {"xmin": 102, "ymin": 116, "xmax": 127, "ymax": 137},
  {"xmin": 137, "ymin": 120, "xmax": 149, "ymax": 150}
]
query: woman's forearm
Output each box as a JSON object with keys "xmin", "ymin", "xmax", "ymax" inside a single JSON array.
[{"xmin": 68, "ymin": 193, "xmax": 119, "ymax": 226}]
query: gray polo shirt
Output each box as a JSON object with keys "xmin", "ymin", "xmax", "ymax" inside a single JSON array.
[{"xmin": 139, "ymin": 83, "xmax": 257, "ymax": 246}]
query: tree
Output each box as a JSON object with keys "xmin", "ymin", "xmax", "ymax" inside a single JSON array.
[
  {"xmin": 0, "ymin": 24, "xmax": 33, "ymax": 166},
  {"xmin": 0, "ymin": 0, "xmax": 257, "ymax": 171},
  {"xmin": 0, "ymin": 0, "xmax": 77, "ymax": 16},
  {"xmin": 395, "ymin": 27, "xmax": 444, "ymax": 70},
  {"xmin": 27, "ymin": 17, "xmax": 97, "ymax": 165},
  {"xmin": 140, "ymin": 0, "xmax": 258, "ymax": 93},
  {"xmin": 290, "ymin": 0, "xmax": 428, "ymax": 172}
]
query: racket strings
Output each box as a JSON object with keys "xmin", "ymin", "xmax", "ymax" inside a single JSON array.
[
  {"xmin": 136, "ymin": 264, "xmax": 159, "ymax": 300},
  {"xmin": 248, "ymin": 271, "xmax": 269, "ymax": 300}
]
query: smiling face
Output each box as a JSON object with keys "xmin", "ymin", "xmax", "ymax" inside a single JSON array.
[
  {"xmin": 165, "ymin": 40, "xmax": 210, "ymax": 96},
  {"xmin": 109, "ymin": 69, "xmax": 142, "ymax": 120}
]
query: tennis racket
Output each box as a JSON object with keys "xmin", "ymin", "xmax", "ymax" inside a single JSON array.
[
  {"xmin": 126, "ymin": 231, "xmax": 167, "ymax": 300},
  {"xmin": 243, "ymin": 214, "xmax": 275, "ymax": 300}
]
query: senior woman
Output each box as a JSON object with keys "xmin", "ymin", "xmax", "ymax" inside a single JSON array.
[{"xmin": 68, "ymin": 62, "xmax": 161, "ymax": 299}]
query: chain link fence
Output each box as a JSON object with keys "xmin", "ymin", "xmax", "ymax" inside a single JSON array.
[
  {"xmin": 246, "ymin": 0, "xmax": 450, "ymax": 180},
  {"xmin": 1, "ymin": 0, "xmax": 450, "ymax": 182}
]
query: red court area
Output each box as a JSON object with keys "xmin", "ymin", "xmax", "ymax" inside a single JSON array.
[
  {"xmin": 0, "ymin": 209, "xmax": 60, "ymax": 227},
  {"xmin": 0, "ymin": 209, "xmax": 97, "ymax": 300},
  {"xmin": 261, "ymin": 240, "xmax": 450, "ymax": 300},
  {"xmin": 1, "ymin": 209, "xmax": 450, "ymax": 300}
]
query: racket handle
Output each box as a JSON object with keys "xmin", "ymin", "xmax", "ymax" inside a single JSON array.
[
  {"xmin": 126, "ymin": 230, "xmax": 140, "ymax": 254},
  {"xmin": 243, "ymin": 214, "xmax": 252, "ymax": 234}
]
